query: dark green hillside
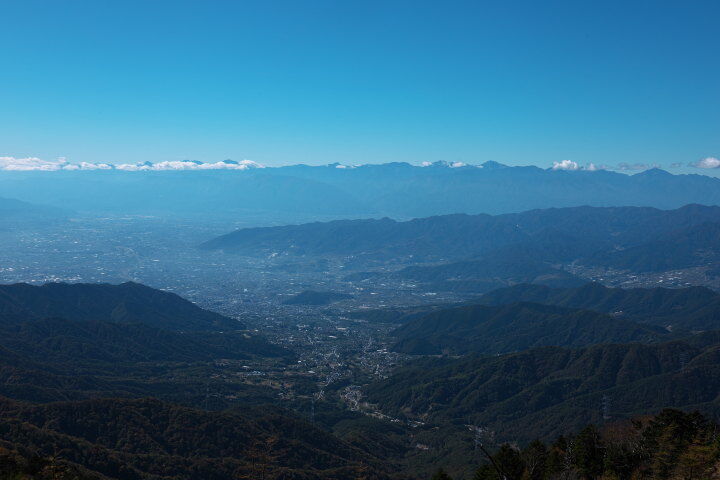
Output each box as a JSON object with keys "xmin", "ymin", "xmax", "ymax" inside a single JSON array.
[
  {"xmin": 0, "ymin": 284, "xmax": 290, "ymax": 408},
  {"xmin": 586, "ymin": 221, "xmax": 720, "ymax": 272},
  {"xmin": 0, "ymin": 317, "xmax": 287, "ymax": 365},
  {"xmin": 0, "ymin": 316, "xmax": 290, "ymax": 407},
  {"xmin": 0, "ymin": 397, "xmax": 403, "ymax": 480},
  {"xmin": 0, "ymin": 282, "xmax": 240, "ymax": 332},
  {"xmin": 480, "ymin": 282, "xmax": 720, "ymax": 330},
  {"xmin": 390, "ymin": 302, "xmax": 667, "ymax": 355},
  {"xmin": 0, "ymin": 444, "xmax": 104, "ymax": 480},
  {"xmin": 367, "ymin": 335, "xmax": 720, "ymax": 444}
]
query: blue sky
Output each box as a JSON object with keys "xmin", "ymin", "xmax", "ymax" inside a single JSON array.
[{"xmin": 1, "ymin": 0, "xmax": 718, "ymax": 171}]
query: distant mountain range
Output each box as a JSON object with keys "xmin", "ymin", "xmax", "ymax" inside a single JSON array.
[
  {"xmin": 204, "ymin": 204, "xmax": 720, "ymax": 261},
  {"xmin": 3, "ymin": 162, "xmax": 720, "ymax": 220},
  {"xmin": 204, "ymin": 204, "xmax": 720, "ymax": 293}
]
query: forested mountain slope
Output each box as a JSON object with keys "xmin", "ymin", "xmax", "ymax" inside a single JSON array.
[
  {"xmin": 390, "ymin": 302, "xmax": 669, "ymax": 355},
  {"xmin": 0, "ymin": 396, "xmax": 404, "ymax": 480},
  {"xmin": 367, "ymin": 332, "xmax": 720, "ymax": 443},
  {"xmin": 0, "ymin": 282, "xmax": 240, "ymax": 332},
  {"xmin": 202, "ymin": 204, "xmax": 720, "ymax": 261},
  {"xmin": 480, "ymin": 282, "xmax": 720, "ymax": 330}
]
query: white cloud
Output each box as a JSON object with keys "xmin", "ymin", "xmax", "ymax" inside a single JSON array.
[
  {"xmin": 551, "ymin": 161, "xmax": 664, "ymax": 172},
  {"xmin": 79, "ymin": 162, "xmax": 113, "ymax": 170},
  {"xmin": 0, "ymin": 156, "xmax": 117, "ymax": 171},
  {"xmin": 135, "ymin": 159, "xmax": 265, "ymax": 171},
  {"xmin": 552, "ymin": 160, "xmax": 580, "ymax": 171},
  {"xmin": 0, "ymin": 157, "xmax": 265, "ymax": 172},
  {"xmin": 419, "ymin": 160, "xmax": 472, "ymax": 168},
  {"xmin": 692, "ymin": 157, "xmax": 720, "ymax": 169},
  {"xmin": 154, "ymin": 161, "xmax": 203, "ymax": 170},
  {"xmin": 552, "ymin": 160, "xmax": 613, "ymax": 172},
  {"xmin": 0, "ymin": 156, "xmax": 68, "ymax": 171},
  {"xmin": 115, "ymin": 163, "xmax": 147, "ymax": 171}
]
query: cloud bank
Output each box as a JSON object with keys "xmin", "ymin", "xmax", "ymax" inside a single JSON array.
[
  {"xmin": 551, "ymin": 160, "xmax": 672, "ymax": 172},
  {"xmin": 0, "ymin": 157, "xmax": 264, "ymax": 172},
  {"xmin": 692, "ymin": 157, "xmax": 720, "ymax": 169},
  {"xmin": 0, "ymin": 156, "xmax": 71, "ymax": 171},
  {"xmin": 2, "ymin": 156, "xmax": 717, "ymax": 173},
  {"xmin": 115, "ymin": 160, "xmax": 263, "ymax": 171},
  {"xmin": 551, "ymin": 160, "xmax": 606, "ymax": 171}
]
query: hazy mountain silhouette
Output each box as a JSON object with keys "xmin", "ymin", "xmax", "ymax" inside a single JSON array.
[{"xmin": 4, "ymin": 164, "xmax": 720, "ymax": 220}]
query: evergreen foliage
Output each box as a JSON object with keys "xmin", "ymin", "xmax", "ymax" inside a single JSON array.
[{"xmin": 452, "ymin": 410, "xmax": 720, "ymax": 480}]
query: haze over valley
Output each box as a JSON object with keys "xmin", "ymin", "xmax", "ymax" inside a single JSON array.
[{"xmin": 3, "ymin": 165, "xmax": 720, "ymax": 478}]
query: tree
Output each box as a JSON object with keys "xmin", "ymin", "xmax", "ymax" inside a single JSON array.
[
  {"xmin": 431, "ymin": 468, "xmax": 454, "ymax": 480},
  {"xmin": 473, "ymin": 444, "xmax": 526, "ymax": 480},
  {"xmin": 672, "ymin": 443, "xmax": 717, "ymax": 480},
  {"xmin": 642, "ymin": 409, "xmax": 710, "ymax": 478},
  {"xmin": 495, "ymin": 444, "xmax": 525, "ymax": 480},
  {"xmin": 573, "ymin": 425, "xmax": 604, "ymax": 479},
  {"xmin": 245, "ymin": 435, "xmax": 279, "ymax": 480},
  {"xmin": 521, "ymin": 440, "xmax": 547, "ymax": 480},
  {"xmin": 474, "ymin": 464, "xmax": 499, "ymax": 480}
]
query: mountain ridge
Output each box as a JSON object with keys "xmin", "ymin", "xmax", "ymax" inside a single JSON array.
[
  {"xmin": 366, "ymin": 332, "xmax": 720, "ymax": 443},
  {"xmin": 0, "ymin": 281, "xmax": 241, "ymax": 332},
  {"xmin": 479, "ymin": 282, "xmax": 720, "ymax": 330},
  {"xmin": 202, "ymin": 204, "xmax": 720, "ymax": 261},
  {"xmin": 4, "ymin": 164, "xmax": 720, "ymax": 219},
  {"xmin": 390, "ymin": 301, "xmax": 669, "ymax": 355}
]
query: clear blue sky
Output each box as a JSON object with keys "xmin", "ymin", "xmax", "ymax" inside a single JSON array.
[{"xmin": 1, "ymin": 0, "xmax": 718, "ymax": 169}]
